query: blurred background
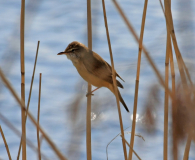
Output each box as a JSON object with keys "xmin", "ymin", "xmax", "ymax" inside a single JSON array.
[{"xmin": 0, "ymin": 0, "xmax": 195, "ymax": 159}]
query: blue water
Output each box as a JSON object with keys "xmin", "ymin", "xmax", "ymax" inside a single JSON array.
[{"xmin": 0, "ymin": 0, "xmax": 195, "ymax": 159}]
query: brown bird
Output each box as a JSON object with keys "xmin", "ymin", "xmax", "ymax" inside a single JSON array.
[{"xmin": 57, "ymin": 41, "xmax": 129, "ymax": 112}]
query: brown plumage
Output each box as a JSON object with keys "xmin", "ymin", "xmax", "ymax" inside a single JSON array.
[{"xmin": 57, "ymin": 41, "xmax": 129, "ymax": 112}]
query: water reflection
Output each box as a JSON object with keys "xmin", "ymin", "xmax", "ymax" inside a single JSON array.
[
  {"xmin": 91, "ymin": 112, "xmax": 96, "ymax": 121},
  {"xmin": 130, "ymin": 112, "xmax": 157, "ymax": 124},
  {"xmin": 130, "ymin": 113, "xmax": 140, "ymax": 122}
]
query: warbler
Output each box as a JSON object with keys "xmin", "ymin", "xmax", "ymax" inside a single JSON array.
[{"xmin": 57, "ymin": 41, "xmax": 129, "ymax": 112}]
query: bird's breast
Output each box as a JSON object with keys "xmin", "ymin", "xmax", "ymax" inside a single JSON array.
[{"xmin": 74, "ymin": 61, "xmax": 109, "ymax": 88}]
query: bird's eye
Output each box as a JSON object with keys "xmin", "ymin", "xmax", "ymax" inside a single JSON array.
[{"xmin": 71, "ymin": 49, "xmax": 75, "ymax": 52}]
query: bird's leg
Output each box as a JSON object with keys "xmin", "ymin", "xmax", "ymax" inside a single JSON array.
[{"xmin": 86, "ymin": 87, "xmax": 100, "ymax": 97}]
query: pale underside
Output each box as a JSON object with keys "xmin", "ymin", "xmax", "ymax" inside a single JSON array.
[{"xmin": 71, "ymin": 59, "xmax": 114, "ymax": 93}]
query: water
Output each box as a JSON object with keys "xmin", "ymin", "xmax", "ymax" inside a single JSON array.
[{"xmin": 0, "ymin": 0, "xmax": 195, "ymax": 159}]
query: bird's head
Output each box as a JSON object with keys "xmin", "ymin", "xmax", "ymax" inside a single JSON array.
[{"xmin": 57, "ymin": 41, "xmax": 87, "ymax": 61}]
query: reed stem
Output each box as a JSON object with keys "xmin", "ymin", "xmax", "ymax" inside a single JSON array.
[
  {"xmin": 87, "ymin": 0, "xmax": 92, "ymax": 159},
  {"xmin": 164, "ymin": 0, "xmax": 188, "ymax": 88},
  {"xmin": 37, "ymin": 73, "xmax": 42, "ymax": 160},
  {"xmin": 128, "ymin": 0, "xmax": 148, "ymax": 159},
  {"xmin": 20, "ymin": 0, "xmax": 26, "ymax": 159},
  {"xmin": 121, "ymin": 135, "xmax": 141, "ymax": 160},
  {"xmin": 163, "ymin": 21, "xmax": 171, "ymax": 160},
  {"xmin": 17, "ymin": 41, "xmax": 40, "ymax": 160},
  {"xmin": 0, "ymin": 126, "xmax": 12, "ymax": 160},
  {"xmin": 102, "ymin": 0, "xmax": 127, "ymax": 159}
]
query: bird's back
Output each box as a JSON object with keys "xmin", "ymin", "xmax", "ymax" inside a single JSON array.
[{"xmin": 82, "ymin": 50, "xmax": 124, "ymax": 88}]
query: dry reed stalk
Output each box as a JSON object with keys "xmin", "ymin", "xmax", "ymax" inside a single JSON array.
[
  {"xmin": 17, "ymin": 40, "xmax": 40, "ymax": 160},
  {"xmin": 0, "ymin": 68, "xmax": 67, "ymax": 160},
  {"xmin": 162, "ymin": 0, "xmax": 193, "ymax": 90},
  {"xmin": 27, "ymin": 41, "xmax": 40, "ymax": 111},
  {"xmin": 169, "ymin": 43, "xmax": 175, "ymax": 93},
  {"xmin": 163, "ymin": 19, "xmax": 171, "ymax": 160},
  {"xmin": 183, "ymin": 133, "xmax": 192, "ymax": 160},
  {"xmin": 161, "ymin": 2, "xmax": 176, "ymax": 158},
  {"xmin": 106, "ymin": 128, "xmax": 129, "ymax": 160},
  {"xmin": 87, "ymin": 0, "xmax": 92, "ymax": 159},
  {"xmin": 169, "ymin": 47, "xmax": 175, "ymax": 144},
  {"xmin": 160, "ymin": 0, "xmax": 192, "ymax": 91},
  {"xmin": 164, "ymin": 1, "xmax": 194, "ymax": 158},
  {"xmin": 101, "ymin": 0, "xmax": 127, "ymax": 159},
  {"xmin": 112, "ymin": 0, "xmax": 173, "ymax": 99},
  {"xmin": 128, "ymin": 0, "xmax": 148, "ymax": 159},
  {"xmin": 37, "ymin": 73, "xmax": 42, "ymax": 160},
  {"xmin": 20, "ymin": 0, "xmax": 26, "ymax": 159},
  {"xmin": 163, "ymin": 0, "xmax": 188, "ymax": 88},
  {"xmin": 159, "ymin": 0, "xmax": 165, "ymax": 14},
  {"xmin": 0, "ymin": 126, "xmax": 12, "ymax": 160},
  {"xmin": 163, "ymin": 1, "xmax": 172, "ymax": 157},
  {"xmin": 0, "ymin": 113, "xmax": 49, "ymax": 160},
  {"xmin": 106, "ymin": 128, "xmax": 144, "ymax": 160},
  {"xmin": 121, "ymin": 135, "xmax": 141, "ymax": 160}
]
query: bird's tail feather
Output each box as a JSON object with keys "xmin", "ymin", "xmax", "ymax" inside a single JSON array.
[{"xmin": 117, "ymin": 89, "xmax": 129, "ymax": 112}]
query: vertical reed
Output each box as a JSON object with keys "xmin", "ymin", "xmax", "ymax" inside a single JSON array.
[
  {"xmin": 159, "ymin": 1, "xmax": 177, "ymax": 159},
  {"xmin": 164, "ymin": 0, "xmax": 187, "ymax": 87},
  {"xmin": 169, "ymin": 49, "xmax": 175, "ymax": 94},
  {"xmin": 17, "ymin": 41, "xmax": 40, "ymax": 160},
  {"xmin": 101, "ymin": 0, "xmax": 127, "ymax": 159},
  {"xmin": 163, "ymin": 1, "xmax": 171, "ymax": 158},
  {"xmin": 169, "ymin": 48, "xmax": 177, "ymax": 160},
  {"xmin": 20, "ymin": 0, "xmax": 26, "ymax": 159},
  {"xmin": 128, "ymin": 0, "xmax": 148, "ymax": 159},
  {"xmin": 0, "ymin": 126, "xmax": 12, "ymax": 160},
  {"xmin": 37, "ymin": 73, "xmax": 42, "ymax": 160},
  {"xmin": 163, "ymin": 21, "xmax": 171, "ymax": 160},
  {"xmin": 86, "ymin": 0, "xmax": 92, "ymax": 159}
]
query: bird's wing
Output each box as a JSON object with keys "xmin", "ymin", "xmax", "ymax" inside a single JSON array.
[
  {"xmin": 82, "ymin": 51, "xmax": 124, "ymax": 88},
  {"xmin": 105, "ymin": 61, "xmax": 125, "ymax": 82}
]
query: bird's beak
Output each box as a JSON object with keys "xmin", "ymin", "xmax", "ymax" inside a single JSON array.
[{"xmin": 57, "ymin": 52, "xmax": 66, "ymax": 55}]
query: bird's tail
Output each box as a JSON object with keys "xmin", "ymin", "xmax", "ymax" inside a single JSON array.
[
  {"xmin": 117, "ymin": 89, "xmax": 129, "ymax": 112},
  {"xmin": 108, "ymin": 84, "xmax": 129, "ymax": 112}
]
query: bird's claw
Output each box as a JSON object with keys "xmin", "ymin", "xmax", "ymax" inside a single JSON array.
[{"xmin": 86, "ymin": 92, "xmax": 94, "ymax": 97}]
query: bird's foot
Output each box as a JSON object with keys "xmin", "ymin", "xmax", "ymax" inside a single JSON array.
[{"xmin": 86, "ymin": 92, "xmax": 94, "ymax": 97}]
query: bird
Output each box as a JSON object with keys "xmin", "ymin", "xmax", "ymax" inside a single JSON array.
[{"xmin": 57, "ymin": 41, "xmax": 129, "ymax": 112}]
